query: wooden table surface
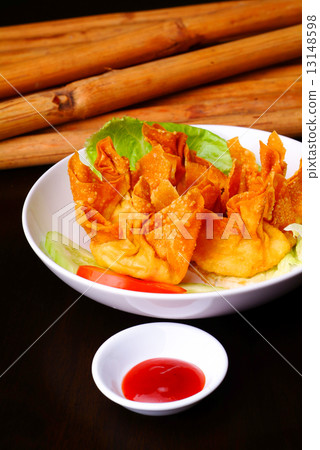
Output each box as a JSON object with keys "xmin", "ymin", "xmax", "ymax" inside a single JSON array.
[{"xmin": 0, "ymin": 164, "xmax": 301, "ymax": 449}]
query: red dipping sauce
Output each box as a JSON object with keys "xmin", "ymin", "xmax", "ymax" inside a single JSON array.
[{"xmin": 122, "ymin": 357, "xmax": 206, "ymax": 403}]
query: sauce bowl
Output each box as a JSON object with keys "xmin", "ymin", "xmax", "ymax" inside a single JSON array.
[{"xmin": 91, "ymin": 322, "xmax": 228, "ymax": 415}]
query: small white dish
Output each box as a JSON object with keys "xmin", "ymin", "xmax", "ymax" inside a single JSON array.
[
  {"xmin": 91, "ymin": 322, "xmax": 228, "ymax": 416},
  {"xmin": 22, "ymin": 125, "xmax": 302, "ymax": 318}
]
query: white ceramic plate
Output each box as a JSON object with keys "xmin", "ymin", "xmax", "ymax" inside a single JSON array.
[{"xmin": 22, "ymin": 125, "xmax": 302, "ymax": 319}]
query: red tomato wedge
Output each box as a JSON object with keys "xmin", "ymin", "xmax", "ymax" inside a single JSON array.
[{"xmin": 76, "ymin": 266, "xmax": 187, "ymax": 294}]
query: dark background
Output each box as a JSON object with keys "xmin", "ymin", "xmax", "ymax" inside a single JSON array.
[{"xmin": 1, "ymin": 0, "xmax": 224, "ymax": 26}]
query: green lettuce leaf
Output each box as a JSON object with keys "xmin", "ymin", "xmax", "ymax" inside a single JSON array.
[{"xmin": 85, "ymin": 116, "xmax": 232, "ymax": 177}]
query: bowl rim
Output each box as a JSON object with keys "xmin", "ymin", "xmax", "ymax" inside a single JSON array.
[
  {"xmin": 91, "ymin": 322, "xmax": 229, "ymax": 412},
  {"xmin": 22, "ymin": 124, "xmax": 302, "ymax": 302}
]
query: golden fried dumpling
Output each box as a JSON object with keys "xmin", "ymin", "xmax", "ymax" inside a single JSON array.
[
  {"xmin": 77, "ymin": 189, "xmax": 204, "ymax": 284},
  {"xmin": 68, "ymin": 137, "xmax": 130, "ymax": 220},
  {"xmin": 192, "ymin": 178, "xmax": 292, "ymax": 278},
  {"xmin": 287, "ymin": 162, "xmax": 302, "ymax": 221},
  {"xmin": 227, "ymin": 137, "xmax": 260, "ymax": 193},
  {"xmin": 150, "ymin": 180, "xmax": 179, "ymax": 211},
  {"xmin": 132, "ymin": 144, "xmax": 179, "ymax": 189},
  {"xmin": 142, "ymin": 122, "xmax": 187, "ymax": 157},
  {"xmin": 177, "ymin": 144, "xmax": 226, "ymax": 213},
  {"xmin": 193, "ymin": 217, "xmax": 292, "ymax": 278},
  {"xmin": 267, "ymin": 168, "xmax": 302, "ymax": 231},
  {"xmin": 131, "ymin": 176, "xmax": 155, "ymax": 214},
  {"xmin": 68, "ymin": 123, "xmax": 301, "ymax": 285},
  {"xmin": 145, "ymin": 189, "xmax": 204, "ymax": 279}
]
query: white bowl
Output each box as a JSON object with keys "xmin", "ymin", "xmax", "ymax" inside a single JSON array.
[
  {"xmin": 91, "ymin": 322, "xmax": 228, "ymax": 415},
  {"xmin": 22, "ymin": 125, "xmax": 302, "ymax": 319}
]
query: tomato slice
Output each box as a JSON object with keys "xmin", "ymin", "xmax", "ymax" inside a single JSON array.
[{"xmin": 76, "ymin": 266, "xmax": 187, "ymax": 294}]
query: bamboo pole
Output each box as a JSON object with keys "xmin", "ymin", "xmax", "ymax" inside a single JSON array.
[
  {"xmin": 142, "ymin": 68, "xmax": 302, "ymax": 106},
  {"xmin": 0, "ymin": 52, "xmax": 300, "ymax": 82},
  {"xmin": 0, "ymin": 71, "xmax": 302, "ymax": 169},
  {"xmin": 0, "ymin": 0, "xmax": 300, "ymax": 53},
  {"xmin": 0, "ymin": 0, "xmax": 301, "ymax": 98},
  {"xmin": 0, "ymin": 22, "xmax": 151, "ymax": 53},
  {"xmin": 0, "ymin": 24, "xmax": 247, "ymax": 66},
  {"xmin": 0, "ymin": 20, "xmax": 192, "ymax": 98},
  {"xmin": 182, "ymin": 0, "xmax": 301, "ymax": 46},
  {"xmin": 225, "ymin": 59, "xmax": 301, "ymax": 81},
  {"xmin": 0, "ymin": 46, "xmax": 74, "ymax": 66},
  {"xmin": 0, "ymin": 25, "xmax": 302, "ymax": 141},
  {"xmin": 0, "ymin": 110, "xmax": 302, "ymax": 169},
  {"xmin": 189, "ymin": 109, "xmax": 302, "ymax": 136},
  {"xmin": 0, "ymin": 1, "xmax": 252, "ymax": 40},
  {"xmin": 53, "ymin": 76, "xmax": 301, "ymax": 128}
]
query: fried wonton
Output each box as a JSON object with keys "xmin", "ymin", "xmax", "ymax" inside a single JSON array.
[
  {"xmin": 287, "ymin": 162, "xmax": 302, "ymax": 220},
  {"xmin": 131, "ymin": 123, "xmax": 185, "ymax": 189},
  {"xmin": 226, "ymin": 131, "xmax": 301, "ymax": 231},
  {"xmin": 132, "ymin": 144, "xmax": 179, "ymax": 189},
  {"xmin": 131, "ymin": 176, "xmax": 154, "ymax": 214},
  {"xmin": 177, "ymin": 144, "xmax": 208, "ymax": 193},
  {"xmin": 68, "ymin": 123, "xmax": 301, "ymax": 286},
  {"xmin": 220, "ymin": 160, "xmax": 242, "ymax": 211},
  {"xmin": 150, "ymin": 179, "xmax": 179, "ymax": 211},
  {"xmin": 267, "ymin": 168, "xmax": 302, "ymax": 231},
  {"xmin": 227, "ymin": 137, "xmax": 260, "ymax": 193},
  {"xmin": 76, "ymin": 189, "xmax": 204, "ymax": 284},
  {"xmin": 265, "ymin": 130, "xmax": 287, "ymax": 177},
  {"xmin": 142, "ymin": 122, "xmax": 187, "ymax": 157},
  {"xmin": 177, "ymin": 144, "xmax": 227, "ymax": 212},
  {"xmin": 192, "ymin": 175, "xmax": 292, "ymax": 278},
  {"xmin": 193, "ymin": 217, "xmax": 292, "ymax": 278},
  {"xmin": 192, "ymin": 130, "xmax": 301, "ymax": 279},
  {"xmin": 68, "ymin": 138, "xmax": 130, "ymax": 219}
]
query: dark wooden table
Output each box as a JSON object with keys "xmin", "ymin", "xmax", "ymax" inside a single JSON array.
[{"xmin": 0, "ymin": 164, "xmax": 301, "ymax": 449}]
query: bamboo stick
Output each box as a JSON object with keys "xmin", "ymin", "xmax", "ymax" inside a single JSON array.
[
  {"xmin": 225, "ymin": 59, "xmax": 302, "ymax": 81},
  {"xmin": 0, "ymin": 25, "xmax": 302, "ymax": 141},
  {"xmin": 52, "ymin": 76, "xmax": 301, "ymax": 128},
  {"xmin": 0, "ymin": 1, "xmax": 252, "ymax": 40},
  {"xmin": 0, "ymin": 71, "xmax": 302, "ymax": 169},
  {"xmin": 189, "ymin": 109, "xmax": 302, "ymax": 136},
  {"xmin": 0, "ymin": 45, "xmax": 77, "ymax": 66},
  {"xmin": 0, "ymin": 20, "xmax": 192, "ymax": 98},
  {"xmin": 0, "ymin": 0, "xmax": 301, "ymax": 98},
  {"xmin": 0, "ymin": 50, "xmax": 300, "ymax": 81},
  {"xmin": 0, "ymin": 0, "xmax": 300, "ymax": 53},
  {"xmin": 141, "ymin": 70, "xmax": 302, "ymax": 106},
  {"xmin": 55, "ymin": 74, "xmax": 301, "ymax": 129},
  {"xmin": 0, "ymin": 26, "xmax": 250, "ymax": 66},
  {"xmin": 0, "ymin": 109, "xmax": 301, "ymax": 169},
  {"xmin": 182, "ymin": 0, "xmax": 301, "ymax": 46},
  {"xmin": 0, "ymin": 33, "xmax": 249, "ymax": 65},
  {"xmin": 0, "ymin": 22, "xmax": 151, "ymax": 53}
]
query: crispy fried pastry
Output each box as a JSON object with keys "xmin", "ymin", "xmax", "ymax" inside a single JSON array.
[
  {"xmin": 75, "ymin": 189, "xmax": 204, "ymax": 284},
  {"xmin": 68, "ymin": 124, "xmax": 301, "ymax": 284},
  {"xmin": 68, "ymin": 137, "xmax": 130, "ymax": 220}
]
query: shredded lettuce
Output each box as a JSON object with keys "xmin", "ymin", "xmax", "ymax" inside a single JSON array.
[
  {"xmin": 284, "ymin": 223, "xmax": 302, "ymax": 264},
  {"xmin": 44, "ymin": 231, "xmax": 98, "ymax": 274},
  {"xmin": 85, "ymin": 116, "xmax": 232, "ymax": 177},
  {"xmin": 179, "ymin": 283, "xmax": 225, "ymax": 293}
]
